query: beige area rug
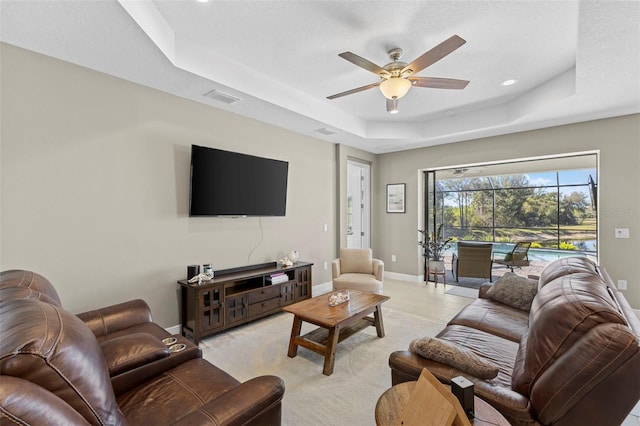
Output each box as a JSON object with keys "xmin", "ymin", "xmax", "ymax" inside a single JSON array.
[
  {"xmin": 444, "ymin": 286, "xmax": 479, "ymax": 299},
  {"xmin": 199, "ymin": 307, "xmax": 444, "ymax": 426}
]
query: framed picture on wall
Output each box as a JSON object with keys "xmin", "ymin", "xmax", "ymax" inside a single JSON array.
[{"xmin": 386, "ymin": 183, "xmax": 406, "ymax": 213}]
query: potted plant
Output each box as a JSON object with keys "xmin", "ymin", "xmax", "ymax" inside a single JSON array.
[{"xmin": 419, "ymin": 225, "xmax": 454, "ymax": 273}]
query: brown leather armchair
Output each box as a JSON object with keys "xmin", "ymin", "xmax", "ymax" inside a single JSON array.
[{"xmin": 0, "ymin": 270, "xmax": 285, "ymax": 425}]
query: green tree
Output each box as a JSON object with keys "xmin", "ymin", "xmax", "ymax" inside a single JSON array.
[
  {"xmin": 559, "ymin": 192, "xmax": 589, "ymax": 225},
  {"xmin": 493, "ymin": 176, "xmax": 535, "ymax": 226}
]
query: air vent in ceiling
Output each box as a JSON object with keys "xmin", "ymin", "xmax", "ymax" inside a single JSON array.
[
  {"xmin": 204, "ymin": 89, "xmax": 241, "ymax": 105},
  {"xmin": 314, "ymin": 128, "xmax": 338, "ymax": 136}
]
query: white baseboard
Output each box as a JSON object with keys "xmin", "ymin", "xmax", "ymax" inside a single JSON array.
[
  {"xmin": 313, "ymin": 281, "xmax": 333, "ymax": 296},
  {"xmin": 166, "ymin": 324, "xmax": 181, "ymax": 335},
  {"xmin": 384, "ymin": 271, "xmax": 422, "ymax": 282}
]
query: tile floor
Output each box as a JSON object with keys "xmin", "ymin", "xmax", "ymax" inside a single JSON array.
[{"xmin": 383, "ymin": 275, "xmax": 640, "ymax": 425}]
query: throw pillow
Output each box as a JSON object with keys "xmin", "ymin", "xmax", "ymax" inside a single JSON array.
[
  {"xmin": 487, "ymin": 272, "xmax": 538, "ymax": 311},
  {"xmin": 409, "ymin": 337, "xmax": 499, "ymax": 380}
]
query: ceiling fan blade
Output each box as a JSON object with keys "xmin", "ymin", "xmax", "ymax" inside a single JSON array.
[
  {"xmin": 339, "ymin": 52, "xmax": 391, "ymax": 77},
  {"xmin": 409, "ymin": 77, "xmax": 469, "ymax": 90},
  {"xmin": 327, "ymin": 81, "xmax": 381, "ymax": 100},
  {"xmin": 401, "ymin": 35, "xmax": 466, "ymax": 77}
]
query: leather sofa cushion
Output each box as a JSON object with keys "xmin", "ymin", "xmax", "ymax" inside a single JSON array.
[
  {"xmin": 339, "ymin": 248, "xmax": 373, "ymax": 274},
  {"xmin": 486, "ymin": 272, "xmax": 538, "ymax": 311},
  {"xmin": 101, "ymin": 333, "xmax": 170, "ymax": 376},
  {"xmin": 118, "ymin": 358, "xmax": 241, "ymax": 424},
  {"xmin": 0, "ymin": 376, "xmax": 92, "ymax": 425},
  {"xmin": 538, "ymin": 256, "xmax": 597, "ymax": 289},
  {"xmin": 0, "ymin": 269, "xmax": 62, "ymax": 306},
  {"xmin": 409, "ymin": 336, "xmax": 499, "ymax": 379},
  {"xmin": 93, "ymin": 321, "xmax": 175, "ymax": 343},
  {"xmin": 448, "ymin": 298, "xmax": 528, "ymax": 342},
  {"xmin": 435, "ymin": 325, "xmax": 519, "ymax": 388},
  {"xmin": 513, "ymin": 272, "xmax": 627, "ymax": 395},
  {"xmin": 0, "ymin": 286, "xmax": 61, "ymax": 306}
]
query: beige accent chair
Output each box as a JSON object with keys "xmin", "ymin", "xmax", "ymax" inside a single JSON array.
[{"xmin": 332, "ymin": 248, "xmax": 384, "ymax": 294}]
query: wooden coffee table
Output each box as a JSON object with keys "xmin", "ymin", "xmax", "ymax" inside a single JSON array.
[{"xmin": 282, "ymin": 290, "xmax": 390, "ymax": 376}]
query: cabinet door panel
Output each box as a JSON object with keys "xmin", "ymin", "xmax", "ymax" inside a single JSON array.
[
  {"xmin": 200, "ymin": 285, "xmax": 224, "ymax": 330},
  {"xmin": 295, "ymin": 266, "xmax": 312, "ymax": 301},
  {"xmin": 226, "ymin": 294, "xmax": 247, "ymax": 324},
  {"xmin": 281, "ymin": 282, "xmax": 295, "ymax": 306}
]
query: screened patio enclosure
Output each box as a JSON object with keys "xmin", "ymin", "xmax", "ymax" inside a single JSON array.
[{"xmin": 424, "ymin": 154, "xmax": 598, "ymax": 263}]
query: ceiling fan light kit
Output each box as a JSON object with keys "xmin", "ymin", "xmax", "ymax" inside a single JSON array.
[
  {"xmin": 379, "ymin": 77, "xmax": 412, "ymax": 100},
  {"xmin": 387, "ymin": 98, "xmax": 399, "ymax": 114},
  {"xmin": 327, "ymin": 35, "xmax": 469, "ymax": 113}
]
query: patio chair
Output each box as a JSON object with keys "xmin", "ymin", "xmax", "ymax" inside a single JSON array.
[
  {"xmin": 493, "ymin": 241, "xmax": 532, "ymax": 271},
  {"xmin": 451, "ymin": 242, "xmax": 493, "ymax": 282}
]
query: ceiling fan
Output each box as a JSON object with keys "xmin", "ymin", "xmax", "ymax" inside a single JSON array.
[{"xmin": 327, "ymin": 35, "xmax": 469, "ymax": 114}]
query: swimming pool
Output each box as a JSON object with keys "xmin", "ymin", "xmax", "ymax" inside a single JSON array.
[{"xmin": 447, "ymin": 242, "xmax": 597, "ymax": 263}]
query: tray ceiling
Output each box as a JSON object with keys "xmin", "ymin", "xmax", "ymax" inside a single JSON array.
[{"xmin": 1, "ymin": 0, "xmax": 638, "ymax": 153}]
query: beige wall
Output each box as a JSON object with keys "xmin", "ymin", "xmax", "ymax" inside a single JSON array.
[
  {"xmin": 376, "ymin": 114, "xmax": 640, "ymax": 308},
  {"xmin": 3, "ymin": 42, "xmax": 638, "ymax": 327},
  {"xmin": 1, "ymin": 44, "xmax": 337, "ymax": 327}
]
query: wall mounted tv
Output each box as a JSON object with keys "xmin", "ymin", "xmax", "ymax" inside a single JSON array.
[{"xmin": 189, "ymin": 145, "xmax": 289, "ymax": 217}]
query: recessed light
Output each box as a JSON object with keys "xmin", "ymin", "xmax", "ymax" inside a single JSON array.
[
  {"xmin": 502, "ymin": 79, "xmax": 518, "ymax": 86},
  {"xmin": 195, "ymin": 0, "xmax": 209, "ymax": 3}
]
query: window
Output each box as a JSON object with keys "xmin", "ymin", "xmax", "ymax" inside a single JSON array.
[{"xmin": 424, "ymin": 155, "xmax": 597, "ymax": 254}]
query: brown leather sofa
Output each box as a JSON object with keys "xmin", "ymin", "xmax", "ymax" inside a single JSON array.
[
  {"xmin": 0, "ymin": 270, "xmax": 285, "ymax": 425},
  {"xmin": 389, "ymin": 257, "xmax": 640, "ymax": 426}
]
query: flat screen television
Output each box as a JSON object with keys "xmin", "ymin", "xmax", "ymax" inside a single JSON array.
[{"xmin": 189, "ymin": 145, "xmax": 288, "ymax": 216}]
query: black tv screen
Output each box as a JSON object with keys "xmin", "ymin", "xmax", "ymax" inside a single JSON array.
[{"xmin": 189, "ymin": 145, "xmax": 288, "ymax": 216}]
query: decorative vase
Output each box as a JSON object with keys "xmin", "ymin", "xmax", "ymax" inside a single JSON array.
[
  {"xmin": 288, "ymin": 250, "xmax": 299, "ymax": 264},
  {"xmin": 428, "ymin": 259, "xmax": 445, "ymax": 273}
]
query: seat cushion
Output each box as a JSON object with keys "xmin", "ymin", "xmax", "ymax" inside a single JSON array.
[
  {"xmin": 117, "ymin": 358, "xmax": 241, "ymax": 424},
  {"xmin": 434, "ymin": 325, "xmax": 518, "ymax": 387},
  {"xmin": 333, "ymin": 274, "xmax": 382, "ymax": 293},
  {"xmin": 448, "ymin": 298, "xmax": 529, "ymax": 342},
  {"xmin": 409, "ymin": 336, "xmax": 499, "ymax": 379}
]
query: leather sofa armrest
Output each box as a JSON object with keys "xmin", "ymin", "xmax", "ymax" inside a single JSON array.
[
  {"xmin": 100, "ymin": 333, "xmax": 170, "ymax": 376},
  {"xmin": 110, "ymin": 334, "xmax": 201, "ymax": 395},
  {"xmin": 478, "ymin": 282, "xmax": 493, "ymax": 299},
  {"xmin": 172, "ymin": 375, "xmax": 285, "ymax": 425},
  {"xmin": 373, "ymin": 259, "xmax": 384, "ymax": 281},
  {"xmin": 76, "ymin": 299, "xmax": 153, "ymax": 338},
  {"xmin": 531, "ymin": 323, "xmax": 640, "ymax": 426},
  {"xmin": 331, "ymin": 259, "xmax": 341, "ymax": 279}
]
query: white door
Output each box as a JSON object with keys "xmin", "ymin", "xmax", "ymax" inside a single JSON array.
[{"xmin": 347, "ymin": 160, "xmax": 370, "ymax": 248}]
